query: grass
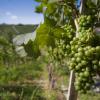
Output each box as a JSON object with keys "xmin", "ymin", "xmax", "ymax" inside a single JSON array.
[
  {"xmin": 0, "ymin": 59, "xmax": 100, "ymax": 100},
  {"xmin": 0, "ymin": 85, "xmax": 45, "ymax": 100},
  {"xmin": 79, "ymin": 92, "xmax": 100, "ymax": 100},
  {"xmin": 0, "ymin": 59, "xmax": 46, "ymax": 99},
  {"xmin": 0, "ymin": 60, "xmax": 44, "ymax": 84}
]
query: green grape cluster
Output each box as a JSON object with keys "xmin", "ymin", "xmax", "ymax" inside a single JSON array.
[
  {"xmin": 67, "ymin": 15, "xmax": 100, "ymax": 93},
  {"xmin": 78, "ymin": 15, "xmax": 93, "ymax": 36},
  {"xmin": 62, "ymin": 24, "xmax": 75, "ymax": 42},
  {"xmin": 47, "ymin": 24, "xmax": 75, "ymax": 63},
  {"xmin": 69, "ymin": 45, "xmax": 100, "ymax": 93},
  {"xmin": 78, "ymin": 15, "xmax": 92, "ymax": 27},
  {"xmin": 47, "ymin": 39, "xmax": 66, "ymax": 62},
  {"xmin": 46, "ymin": 24, "xmax": 75, "ymax": 77},
  {"xmin": 65, "ymin": 28, "xmax": 95, "ymax": 56}
]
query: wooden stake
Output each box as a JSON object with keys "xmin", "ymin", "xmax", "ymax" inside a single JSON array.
[
  {"xmin": 66, "ymin": 0, "xmax": 86, "ymax": 100},
  {"xmin": 67, "ymin": 71, "xmax": 77, "ymax": 100}
]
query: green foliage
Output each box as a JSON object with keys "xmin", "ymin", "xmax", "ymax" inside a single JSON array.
[
  {"xmin": 0, "ymin": 36, "xmax": 18, "ymax": 65},
  {"xmin": 35, "ymin": 0, "xmax": 74, "ymax": 26},
  {"xmin": 24, "ymin": 40, "xmax": 40, "ymax": 58},
  {"xmin": 52, "ymin": 27, "xmax": 65, "ymax": 38},
  {"xmin": 35, "ymin": 23, "xmax": 55, "ymax": 48},
  {"xmin": 0, "ymin": 63, "xmax": 41, "ymax": 84},
  {"xmin": 0, "ymin": 85, "xmax": 45, "ymax": 100},
  {"xmin": 35, "ymin": 4, "xmax": 44, "ymax": 13},
  {"xmin": 36, "ymin": 23, "xmax": 50, "ymax": 35},
  {"xmin": 0, "ymin": 36, "xmax": 9, "ymax": 46},
  {"xmin": 79, "ymin": 92, "xmax": 100, "ymax": 100}
]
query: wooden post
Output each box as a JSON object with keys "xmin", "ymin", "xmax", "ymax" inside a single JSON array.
[
  {"xmin": 67, "ymin": 20, "xmax": 79, "ymax": 100},
  {"xmin": 67, "ymin": 0, "xmax": 86, "ymax": 99},
  {"xmin": 67, "ymin": 71, "xmax": 77, "ymax": 100},
  {"xmin": 67, "ymin": 17, "xmax": 78, "ymax": 100},
  {"xmin": 79, "ymin": 0, "xmax": 87, "ymax": 14}
]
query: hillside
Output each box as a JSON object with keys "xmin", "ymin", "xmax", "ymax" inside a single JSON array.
[{"xmin": 0, "ymin": 24, "xmax": 38, "ymax": 38}]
